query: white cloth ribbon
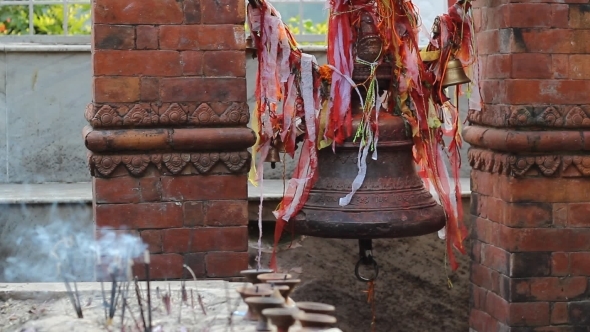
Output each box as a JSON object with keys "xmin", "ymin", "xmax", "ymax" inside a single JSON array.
[
  {"xmin": 339, "ymin": 130, "xmax": 373, "ymax": 206},
  {"xmin": 328, "ymin": 59, "xmax": 382, "ymax": 206},
  {"xmin": 279, "ymin": 53, "xmax": 319, "ymax": 221}
]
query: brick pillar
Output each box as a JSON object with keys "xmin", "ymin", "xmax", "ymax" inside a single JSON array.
[
  {"xmin": 465, "ymin": 2, "xmax": 590, "ymax": 330},
  {"xmin": 84, "ymin": 0, "xmax": 253, "ymax": 280}
]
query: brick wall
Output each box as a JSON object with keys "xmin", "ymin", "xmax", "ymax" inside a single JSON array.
[
  {"xmin": 465, "ymin": 2, "xmax": 590, "ymax": 330},
  {"xmin": 85, "ymin": 0, "xmax": 252, "ymax": 279}
]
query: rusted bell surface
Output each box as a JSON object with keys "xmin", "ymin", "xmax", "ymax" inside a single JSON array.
[{"xmin": 291, "ymin": 99, "xmax": 446, "ymax": 239}]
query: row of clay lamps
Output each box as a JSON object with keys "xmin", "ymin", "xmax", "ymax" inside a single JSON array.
[{"xmin": 238, "ymin": 269, "xmax": 338, "ymax": 331}]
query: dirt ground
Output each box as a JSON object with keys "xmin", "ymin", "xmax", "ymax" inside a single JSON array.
[
  {"xmin": 0, "ymin": 228, "xmax": 470, "ymax": 332},
  {"xmin": 0, "ymin": 282, "xmax": 256, "ymax": 332},
  {"xmin": 251, "ymin": 223, "xmax": 471, "ymax": 332},
  {"xmin": 0, "ymin": 281, "xmax": 347, "ymax": 332}
]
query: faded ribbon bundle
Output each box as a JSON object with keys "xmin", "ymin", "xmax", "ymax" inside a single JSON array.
[{"xmin": 247, "ymin": 0, "xmax": 479, "ymax": 271}]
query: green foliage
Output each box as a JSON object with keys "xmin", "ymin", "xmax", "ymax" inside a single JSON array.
[
  {"xmin": 245, "ymin": 15, "xmax": 328, "ymax": 45},
  {"xmin": 0, "ymin": 4, "xmax": 91, "ymax": 35},
  {"xmin": 0, "ymin": 6, "xmax": 29, "ymax": 34},
  {"xmin": 286, "ymin": 15, "xmax": 328, "ymax": 35}
]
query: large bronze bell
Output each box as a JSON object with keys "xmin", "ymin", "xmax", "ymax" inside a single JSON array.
[
  {"xmin": 289, "ymin": 9, "xmax": 446, "ymax": 242},
  {"xmin": 442, "ymin": 58, "xmax": 471, "ymax": 88},
  {"xmin": 277, "ymin": 8, "xmax": 446, "ymax": 281},
  {"xmin": 290, "ymin": 94, "xmax": 446, "ymax": 240},
  {"xmin": 288, "ymin": 69, "xmax": 446, "ymax": 280}
]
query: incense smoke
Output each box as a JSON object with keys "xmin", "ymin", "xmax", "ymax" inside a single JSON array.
[{"xmin": 1, "ymin": 202, "xmax": 146, "ymax": 282}]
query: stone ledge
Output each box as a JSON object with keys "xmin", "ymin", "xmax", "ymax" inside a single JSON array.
[
  {"xmin": 0, "ymin": 180, "xmax": 283, "ymax": 204},
  {"xmin": 0, "ymin": 43, "xmax": 329, "ymax": 53},
  {"xmin": 0, "ymin": 43, "xmax": 91, "ymax": 52},
  {"xmin": 0, "ymin": 183, "xmax": 93, "ymax": 204},
  {"xmin": 0, "ymin": 179, "xmax": 471, "ymax": 204},
  {"xmin": 0, "ymin": 280, "xmax": 232, "ymax": 301}
]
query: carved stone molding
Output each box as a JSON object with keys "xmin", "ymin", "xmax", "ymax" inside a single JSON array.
[
  {"xmin": 468, "ymin": 148, "xmax": 590, "ymax": 178},
  {"xmin": 468, "ymin": 105, "xmax": 590, "ymax": 128},
  {"xmin": 463, "ymin": 125, "xmax": 590, "ymax": 153},
  {"xmin": 121, "ymin": 155, "xmax": 151, "ymax": 175},
  {"xmin": 468, "ymin": 148, "xmax": 510, "ymax": 176},
  {"xmin": 86, "ymin": 102, "xmax": 250, "ymax": 128},
  {"xmin": 83, "ymin": 126, "xmax": 256, "ymax": 153},
  {"xmin": 89, "ymin": 151, "xmax": 251, "ymax": 177}
]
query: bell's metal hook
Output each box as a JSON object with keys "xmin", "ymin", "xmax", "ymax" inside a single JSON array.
[{"xmin": 355, "ymin": 239, "xmax": 379, "ymax": 282}]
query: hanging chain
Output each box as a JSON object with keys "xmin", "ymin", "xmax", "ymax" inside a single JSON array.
[{"xmin": 356, "ymin": 239, "xmax": 378, "ymax": 331}]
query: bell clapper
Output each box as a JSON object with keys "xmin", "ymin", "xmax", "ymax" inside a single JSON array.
[{"xmin": 354, "ymin": 239, "xmax": 379, "ymax": 282}]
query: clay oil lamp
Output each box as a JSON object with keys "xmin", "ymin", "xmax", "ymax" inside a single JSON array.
[
  {"xmin": 263, "ymin": 278, "xmax": 301, "ymax": 307},
  {"xmin": 296, "ymin": 302, "xmax": 335, "ymax": 315},
  {"xmin": 296, "ymin": 312, "xmax": 337, "ymax": 330},
  {"xmin": 240, "ymin": 268, "xmax": 275, "ymax": 284},
  {"xmin": 257, "ymin": 272, "xmax": 292, "ymax": 283},
  {"xmin": 235, "ymin": 285, "xmax": 274, "ymax": 321},
  {"xmin": 262, "ymin": 307, "xmax": 300, "ymax": 332},
  {"xmin": 253, "ymin": 283, "xmax": 291, "ymax": 302},
  {"xmin": 245, "ymin": 296, "xmax": 285, "ymax": 331}
]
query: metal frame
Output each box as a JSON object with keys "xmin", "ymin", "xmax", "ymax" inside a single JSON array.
[
  {"xmin": 0, "ymin": 0, "xmax": 327, "ymax": 44},
  {"xmin": 1, "ymin": 0, "xmax": 445, "ymax": 45},
  {"xmin": 0, "ymin": 0, "xmax": 90, "ymax": 37},
  {"xmin": 272, "ymin": 0, "xmax": 326, "ymax": 44}
]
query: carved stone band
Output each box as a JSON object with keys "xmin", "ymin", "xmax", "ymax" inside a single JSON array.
[
  {"xmin": 468, "ymin": 148, "xmax": 590, "ymax": 178},
  {"xmin": 89, "ymin": 151, "xmax": 251, "ymax": 177},
  {"xmin": 85, "ymin": 102, "xmax": 250, "ymax": 128},
  {"xmin": 463, "ymin": 125, "xmax": 590, "ymax": 153},
  {"xmin": 83, "ymin": 126, "xmax": 257, "ymax": 153},
  {"xmin": 467, "ymin": 105, "xmax": 590, "ymax": 129}
]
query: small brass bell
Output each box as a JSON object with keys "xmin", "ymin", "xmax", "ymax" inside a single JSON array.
[
  {"xmin": 265, "ymin": 146, "xmax": 282, "ymax": 169},
  {"xmin": 441, "ymin": 58, "xmax": 471, "ymax": 88},
  {"xmin": 265, "ymin": 137, "xmax": 286, "ymax": 169}
]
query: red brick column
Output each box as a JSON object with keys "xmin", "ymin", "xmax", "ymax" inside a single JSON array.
[
  {"xmin": 465, "ymin": 2, "xmax": 590, "ymax": 330},
  {"xmin": 84, "ymin": 0, "xmax": 253, "ymax": 280}
]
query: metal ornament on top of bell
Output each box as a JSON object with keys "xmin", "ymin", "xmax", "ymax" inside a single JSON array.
[{"xmin": 442, "ymin": 57, "xmax": 471, "ymax": 88}]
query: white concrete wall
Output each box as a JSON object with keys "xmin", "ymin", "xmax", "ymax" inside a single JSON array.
[
  {"xmin": 0, "ymin": 47, "xmax": 469, "ymax": 184},
  {"xmin": 0, "ymin": 49, "xmax": 92, "ymax": 183}
]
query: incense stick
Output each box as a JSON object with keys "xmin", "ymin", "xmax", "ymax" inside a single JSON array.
[
  {"xmin": 108, "ymin": 272, "xmax": 118, "ymax": 323},
  {"xmin": 71, "ymin": 278, "xmax": 83, "ymax": 318},
  {"xmin": 62, "ymin": 275, "xmax": 83, "ymax": 318},
  {"xmin": 120, "ymin": 281, "xmax": 128, "ymax": 332},
  {"xmin": 100, "ymin": 280, "xmax": 108, "ymax": 322},
  {"xmin": 121, "ymin": 281, "xmax": 142, "ymax": 332},
  {"xmin": 144, "ymin": 251, "xmax": 152, "ymax": 332},
  {"xmin": 183, "ymin": 264, "xmax": 207, "ymax": 315},
  {"xmin": 134, "ymin": 277, "xmax": 147, "ymax": 332},
  {"xmin": 178, "ymin": 289, "xmax": 183, "ymax": 323}
]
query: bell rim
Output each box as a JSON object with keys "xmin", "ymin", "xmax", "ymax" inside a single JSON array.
[{"xmin": 291, "ymin": 205, "xmax": 446, "ymax": 239}]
